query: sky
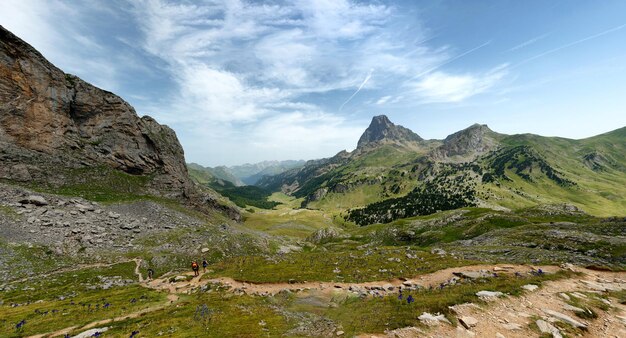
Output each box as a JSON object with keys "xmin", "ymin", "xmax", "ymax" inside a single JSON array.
[{"xmin": 1, "ymin": 0, "xmax": 626, "ymax": 166}]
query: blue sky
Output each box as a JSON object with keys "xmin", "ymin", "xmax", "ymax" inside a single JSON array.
[{"xmin": 2, "ymin": 0, "xmax": 625, "ymax": 166}]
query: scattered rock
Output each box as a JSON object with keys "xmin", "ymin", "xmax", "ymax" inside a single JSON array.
[
  {"xmin": 476, "ymin": 290, "xmax": 504, "ymax": 300},
  {"xmin": 418, "ymin": 312, "xmax": 451, "ymax": 326},
  {"xmin": 459, "ymin": 316, "xmax": 478, "ymax": 329},
  {"xmin": 543, "ymin": 309, "xmax": 587, "ymax": 329},
  {"xmin": 521, "ymin": 284, "xmax": 539, "ymax": 292},
  {"xmin": 536, "ymin": 319, "xmax": 562, "ymax": 338},
  {"xmin": 563, "ymin": 304, "xmax": 585, "ymax": 313},
  {"xmin": 73, "ymin": 327, "xmax": 109, "ymax": 338},
  {"xmin": 19, "ymin": 195, "xmax": 48, "ymax": 206}
]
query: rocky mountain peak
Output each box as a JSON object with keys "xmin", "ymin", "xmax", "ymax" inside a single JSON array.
[
  {"xmin": 433, "ymin": 123, "xmax": 499, "ymax": 161},
  {"xmin": 357, "ymin": 115, "xmax": 423, "ymax": 149}
]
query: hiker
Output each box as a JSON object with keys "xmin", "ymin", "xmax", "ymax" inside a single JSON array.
[
  {"xmin": 202, "ymin": 258, "xmax": 208, "ymax": 273},
  {"xmin": 192, "ymin": 261, "xmax": 200, "ymax": 276},
  {"xmin": 147, "ymin": 268, "xmax": 154, "ymax": 280}
]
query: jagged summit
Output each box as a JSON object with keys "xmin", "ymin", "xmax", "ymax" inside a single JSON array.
[{"xmin": 357, "ymin": 115, "xmax": 423, "ymax": 149}]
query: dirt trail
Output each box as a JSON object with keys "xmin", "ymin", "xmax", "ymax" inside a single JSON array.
[
  {"xmin": 133, "ymin": 258, "xmax": 143, "ymax": 283},
  {"xmin": 25, "ymin": 263, "xmax": 626, "ymax": 338},
  {"xmin": 147, "ymin": 264, "xmax": 560, "ymax": 296},
  {"xmin": 360, "ymin": 266, "xmax": 626, "ymax": 338}
]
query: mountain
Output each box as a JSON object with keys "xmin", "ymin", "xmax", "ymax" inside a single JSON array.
[
  {"xmin": 0, "ymin": 25, "xmax": 190, "ymax": 196},
  {"xmin": 188, "ymin": 163, "xmax": 245, "ymax": 186},
  {"xmin": 228, "ymin": 160, "xmax": 306, "ymax": 185},
  {"xmin": 0, "ymin": 25, "xmax": 240, "ymax": 220},
  {"xmin": 357, "ymin": 114, "xmax": 423, "ymax": 150},
  {"xmin": 259, "ymin": 115, "xmax": 626, "ymax": 223},
  {"xmin": 188, "ymin": 160, "xmax": 306, "ymax": 187}
]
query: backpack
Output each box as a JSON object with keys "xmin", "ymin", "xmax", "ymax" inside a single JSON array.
[{"xmin": 192, "ymin": 262, "xmax": 198, "ymax": 269}]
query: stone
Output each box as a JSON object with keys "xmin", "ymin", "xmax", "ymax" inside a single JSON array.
[
  {"xmin": 563, "ymin": 304, "xmax": 585, "ymax": 313},
  {"xmin": 521, "ymin": 284, "xmax": 539, "ymax": 291},
  {"xmin": 543, "ymin": 309, "xmax": 587, "ymax": 329},
  {"xmin": 476, "ymin": 290, "xmax": 504, "ymax": 300},
  {"xmin": 73, "ymin": 327, "xmax": 109, "ymax": 338},
  {"xmin": 336, "ymin": 331, "xmax": 344, "ymax": 336},
  {"xmin": 454, "ymin": 271, "xmax": 491, "ymax": 279},
  {"xmin": 459, "ymin": 316, "xmax": 478, "ymax": 329},
  {"xmin": 536, "ymin": 319, "xmax": 562, "ymax": 338},
  {"xmin": 201, "ymin": 247, "xmax": 210, "ymax": 253},
  {"xmin": 19, "ymin": 195, "xmax": 48, "ymax": 206},
  {"xmin": 418, "ymin": 312, "xmax": 451, "ymax": 326}
]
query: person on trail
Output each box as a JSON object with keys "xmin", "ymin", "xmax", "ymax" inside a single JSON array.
[
  {"xmin": 147, "ymin": 268, "xmax": 154, "ymax": 280},
  {"xmin": 192, "ymin": 261, "xmax": 200, "ymax": 276},
  {"xmin": 202, "ymin": 259, "xmax": 208, "ymax": 273}
]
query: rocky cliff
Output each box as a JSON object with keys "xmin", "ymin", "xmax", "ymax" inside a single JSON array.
[
  {"xmin": 0, "ymin": 25, "xmax": 191, "ymax": 198},
  {"xmin": 357, "ymin": 115, "xmax": 423, "ymax": 149}
]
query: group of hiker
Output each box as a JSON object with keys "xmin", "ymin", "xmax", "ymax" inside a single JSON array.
[
  {"xmin": 191, "ymin": 259, "xmax": 208, "ymax": 276},
  {"xmin": 143, "ymin": 258, "xmax": 208, "ymax": 281}
]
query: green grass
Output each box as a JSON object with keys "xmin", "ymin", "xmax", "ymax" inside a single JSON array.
[
  {"xmin": 1, "ymin": 285, "xmax": 166, "ymax": 337},
  {"xmin": 0, "ymin": 262, "xmax": 168, "ymax": 337},
  {"xmin": 100, "ymin": 292, "xmax": 292, "ymax": 338},
  {"xmin": 209, "ymin": 246, "xmax": 474, "ymax": 283},
  {"xmin": 243, "ymin": 208, "xmax": 336, "ymax": 238}
]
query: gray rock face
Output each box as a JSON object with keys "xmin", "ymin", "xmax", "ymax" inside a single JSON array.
[
  {"xmin": 432, "ymin": 123, "xmax": 499, "ymax": 161},
  {"xmin": 357, "ymin": 115, "xmax": 423, "ymax": 149},
  {"xmin": 0, "ymin": 25, "xmax": 192, "ymax": 198}
]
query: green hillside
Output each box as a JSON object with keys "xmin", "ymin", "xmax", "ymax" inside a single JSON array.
[{"xmin": 259, "ymin": 116, "xmax": 626, "ymax": 224}]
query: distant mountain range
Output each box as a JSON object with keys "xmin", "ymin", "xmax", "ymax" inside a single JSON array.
[
  {"xmin": 188, "ymin": 160, "xmax": 306, "ymax": 186},
  {"xmin": 258, "ymin": 115, "xmax": 626, "ymax": 224}
]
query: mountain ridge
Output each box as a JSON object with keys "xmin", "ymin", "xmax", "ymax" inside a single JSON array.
[{"xmin": 258, "ymin": 114, "xmax": 626, "ymax": 221}]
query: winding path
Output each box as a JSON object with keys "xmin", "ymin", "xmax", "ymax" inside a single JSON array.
[{"xmin": 26, "ymin": 261, "xmax": 626, "ymax": 338}]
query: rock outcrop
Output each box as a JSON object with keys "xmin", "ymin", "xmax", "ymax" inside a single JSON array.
[
  {"xmin": 432, "ymin": 123, "xmax": 500, "ymax": 161},
  {"xmin": 0, "ymin": 25, "xmax": 191, "ymax": 197},
  {"xmin": 357, "ymin": 115, "xmax": 423, "ymax": 149}
]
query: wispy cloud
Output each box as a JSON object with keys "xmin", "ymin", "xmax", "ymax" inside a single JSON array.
[
  {"xmin": 514, "ymin": 23, "xmax": 626, "ymax": 67},
  {"xmin": 410, "ymin": 64, "xmax": 509, "ymax": 103}
]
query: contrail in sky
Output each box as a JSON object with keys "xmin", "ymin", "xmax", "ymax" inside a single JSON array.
[
  {"xmin": 513, "ymin": 23, "xmax": 626, "ymax": 68},
  {"xmin": 339, "ymin": 70, "xmax": 372, "ymax": 111},
  {"xmin": 409, "ymin": 40, "xmax": 492, "ymax": 81}
]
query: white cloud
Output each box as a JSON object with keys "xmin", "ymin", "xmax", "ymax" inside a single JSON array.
[
  {"xmin": 0, "ymin": 0, "xmax": 120, "ymax": 90},
  {"xmin": 411, "ymin": 64, "xmax": 509, "ymax": 103}
]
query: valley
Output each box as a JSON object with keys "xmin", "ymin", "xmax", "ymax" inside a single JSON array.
[{"xmin": 1, "ymin": 16, "xmax": 625, "ymax": 338}]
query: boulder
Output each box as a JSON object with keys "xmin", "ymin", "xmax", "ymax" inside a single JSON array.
[
  {"xmin": 536, "ymin": 319, "xmax": 562, "ymax": 338},
  {"xmin": 543, "ymin": 309, "xmax": 587, "ymax": 329},
  {"xmin": 521, "ymin": 284, "xmax": 539, "ymax": 291},
  {"xmin": 476, "ymin": 290, "xmax": 504, "ymax": 300},
  {"xmin": 19, "ymin": 195, "xmax": 48, "ymax": 206},
  {"xmin": 459, "ymin": 316, "xmax": 478, "ymax": 329},
  {"xmin": 418, "ymin": 312, "xmax": 451, "ymax": 326}
]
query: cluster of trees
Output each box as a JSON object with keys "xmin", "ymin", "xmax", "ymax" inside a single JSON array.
[
  {"xmin": 347, "ymin": 180, "xmax": 476, "ymax": 226},
  {"xmin": 209, "ymin": 181, "xmax": 280, "ymax": 209},
  {"xmin": 482, "ymin": 146, "xmax": 575, "ymax": 186}
]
